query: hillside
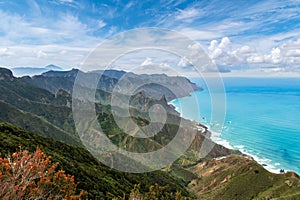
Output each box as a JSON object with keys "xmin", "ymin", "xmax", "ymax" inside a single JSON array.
[
  {"xmin": 0, "ymin": 73, "xmax": 74, "ymax": 128},
  {"xmin": 0, "ymin": 122, "xmax": 191, "ymax": 199},
  {"xmin": 187, "ymin": 155, "xmax": 300, "ymax": 200},
  {"xmin": 0, "ymin": 101, "xmax": 79, "ymax": 145},
  {"xmin": 0, "ymin": 71, "xmax": 78, "ymax": 143}
]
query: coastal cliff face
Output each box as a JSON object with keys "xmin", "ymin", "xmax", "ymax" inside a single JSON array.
[{"xmin": 0, "ymin": 67, "xmax": 299, "ymax": 199}]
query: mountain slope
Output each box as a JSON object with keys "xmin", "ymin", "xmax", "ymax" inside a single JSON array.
[
  {"xmin": 0, "ymin": 122, "xmax": 191, "ymax": 199},
  {"xmin": 0, "ymin": 68, "xmax": 77, "ymax": 136},
  {"xmin": 0, "ymin": 101, "xmax": 79, "ymax": 145},
  {"xmin": 187, "ymin": 155, "xmax": 300, "ymax": 200}
]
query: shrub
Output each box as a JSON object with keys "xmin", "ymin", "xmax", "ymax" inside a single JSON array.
[
  {"xmin": 128, "ymin": 184, "xmax": 185, "ymax": 200},
  {"xmin": 0, "ymin": 147, "xmax": 87, "ymax": 200}
]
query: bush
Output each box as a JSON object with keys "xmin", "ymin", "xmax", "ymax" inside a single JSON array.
[
  {"xmin": 128, "ymin": 184, "xmax": 185, "ymax": 200},
  {"xmin": 0, "ymin": 147, "xmax": 87, "ymax": 200}
]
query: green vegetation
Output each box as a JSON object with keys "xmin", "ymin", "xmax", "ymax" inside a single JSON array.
[
  {"xmin": 124, "ymin": 184, "xmax": 186, "ymax": 200},
  {"xmin": 0, "ymin": 78, "xmax": 76, "ymax": 134},
  {"xmin": 0, "ymin": 122, "xmax": 190, "ymax": 199},
  {"xmin": 187, "ymin": 155, "xmax": 300, "ymax": 200},
  {"xmin": 0, "ymin": 101, "xmax": 79, "ymax": 145}
]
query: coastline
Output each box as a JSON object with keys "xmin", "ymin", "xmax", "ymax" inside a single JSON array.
[{"xmin": 168, "ymin": 100, "xmax": 290, "ymax": 175}]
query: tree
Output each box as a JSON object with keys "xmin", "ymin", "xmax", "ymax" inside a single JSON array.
[
  {"xmin": 0, "ymin": 147, "xmax": 87, "ymax": 200},
  {"xmin": 129, "ymin": 184, "xmax": 185, "ymax": 200}
]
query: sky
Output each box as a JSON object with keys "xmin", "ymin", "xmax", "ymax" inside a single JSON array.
[{"xmin": 0, "ymin": 0, "xmax": 300, "ymax": 76}]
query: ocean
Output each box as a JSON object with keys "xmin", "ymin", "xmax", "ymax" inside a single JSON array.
[{"xmin": 170, "ymin": 77, "xmax": 300, "ymax": 174}]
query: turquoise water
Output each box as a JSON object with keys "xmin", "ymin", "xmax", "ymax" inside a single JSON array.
[{"xmin": 171, "ymin": 78, "xmax": 300, "ymax": 174}]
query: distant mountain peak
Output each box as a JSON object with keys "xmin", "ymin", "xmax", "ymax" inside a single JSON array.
[
  {"xmin": 11, "ymin": 65, "xmax": 63, "ymax": 77},
  {"xmin": 45, "ymin": 64, "xmax": 63, "ymax": 70},
  {"xmin": 41, "ymin": 68, "xmax": 79, "ymax": 78},
  {"xmin": 0, "ymin": 68, "xmax": 14, "ymax": 81}
]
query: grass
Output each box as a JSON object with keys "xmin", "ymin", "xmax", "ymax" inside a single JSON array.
[{"xmin": 187, "ymin": 155, "xmax": 300, "ymax": 200}]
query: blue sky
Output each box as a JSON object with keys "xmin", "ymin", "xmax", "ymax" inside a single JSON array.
[{"xmin": 0, "ymin": 0, "xmax": 300, "ymax": 76}]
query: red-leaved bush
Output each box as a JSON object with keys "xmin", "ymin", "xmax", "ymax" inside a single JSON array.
[{"xmin": 0, "ymin": 147, "xmax": 87, "ymax": 200}]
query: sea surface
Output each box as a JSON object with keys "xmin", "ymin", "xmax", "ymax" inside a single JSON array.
[{"xmin": 170, "ymin": 77, "xmax": 300, "ymax": 174}]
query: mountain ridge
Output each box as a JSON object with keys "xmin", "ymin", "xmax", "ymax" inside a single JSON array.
[
  {"xmin": 23, "ymin": 68, "xmax": 202, "ymax": 101},
  {"xmin": 11, "ymin": 64, "xmax": 63, "ymax": 77},
  {"xmin": 0, "ymin": 67, "xmax": 299, "ymax": 199}
]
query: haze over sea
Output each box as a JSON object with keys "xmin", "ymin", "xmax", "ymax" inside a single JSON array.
[{"xmin": 171, "ymin": 77, "xmax": 300, "ymax": 175}]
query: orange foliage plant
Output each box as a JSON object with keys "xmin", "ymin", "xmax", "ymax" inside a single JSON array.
[{"xmin": 0, "ymin": 147, "xmax": 87, "ymax": 200}]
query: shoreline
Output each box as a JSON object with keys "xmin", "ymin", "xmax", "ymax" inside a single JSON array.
[
  {"xmin": 168, "ymin": 100, "xmax": 291, "ymax": 175},
  {"xmin": 210, "ymin": 132, "xmax": 284, "ymax": 174}
]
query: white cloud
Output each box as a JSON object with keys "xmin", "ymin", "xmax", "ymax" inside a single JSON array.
[
  {"xmin": 238, "ymin": 45, "xmax": 254, "ymax": 54},
  {"xmin": 177, "ymin": 57, "xmax": 189, "ymax": 67},
  {"xmin": 206, "ymin": 36, "xmax": 300, "ymax": 73},
  {"xmin": 208, "ymin": 40, "xmax": 218, "ymax": 51},
  {"xmin": 141, "ymin": 57, "xmax": 153, "ymax": 66},
  {"xmin": 0, "ymin": 10, "xmax": 102, "ymax": 68},
  {"xmin": 218, "ymin": 37, "xmax": 231, "ymax": 49},
  {"xmin": 53, "ymin": 0, "xmax": 81, "ymax": 8},
  {"xmin": 0, "ymin": 45, "xmax": 91, "ymax": 68},
  {"xmin": 264, "ymin": 47, "xmax": 282, "ymax": 64},
  {"xmin": 0, "ymin": 48, "xmax": 14, "ymax": 57},
  {"xmin": 0, "ymin": 10, "xmax": 100, "ymax": 47},
  {"xmin": 108, "ymin": 26, "xmax": 117, "ymax": 36},
  {"xmin": 132, "ymin": 62, "xmax": 178, "ymax": 75},
  {"xmin": 59, "ymin": 0, "xmax": 73, "ymax": 3},
  {"xmin": 36, "ymin": 50, "xmax": 47, "ymax": 58},
  {"xmin": 247, "ymin": 55, "xmax": 264, "ymax": 63},
  {"xmin": 208, "ymin": 37, "xmax": 233, "ymax": 63},
  {"xmin": 123, "ymin": 1, "xmax": 134, "ymax": 11},
  {"xmin": 175, "ymin": 8, "xmax": 200, "ymax": 21},
  {"xmin": 97, "ymin": 20, "xmax": 106, "ymax": 29},
  {"xmin": 286, "ymin": 49, "xmax": 300, "ymax": 57},
  {"xmin": 282, "ymin": 38, "xmax": 300, "ymax": 48},
  {"xmin": 178, "ymin": 28, "xmax": 223, "ymax": 41},
  {"xmin": 188, "ymin": 43, "xmax": 201, "ymax": 50},
  {"xmin": 59, "ymin": 50, "xmax": 68, "ymax": 55},
  {"xmin": 281, "ymin": 39, "xmax": 300, "ymax": 59},
  {"xmin": 210, "ymin": 48, "xmax": 223, "ymax": 59}
]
